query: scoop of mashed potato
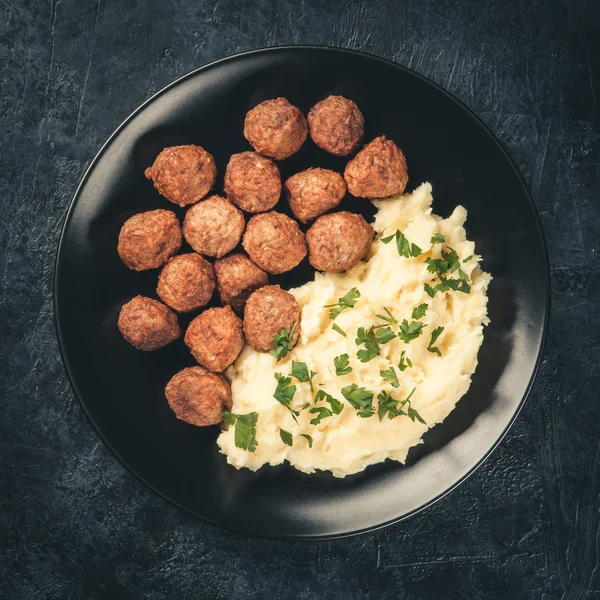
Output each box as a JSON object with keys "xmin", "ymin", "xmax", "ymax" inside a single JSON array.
[{"xmin": 218, "ymin": 183, "xmax": 491, "ymax": 477}]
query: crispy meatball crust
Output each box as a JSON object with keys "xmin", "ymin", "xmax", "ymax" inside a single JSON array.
[
  {"xmin": 118, "ymin": 296, "xmax": 181, "ymax": 351},
  {"xmin": 344, "ymin": 136, "xmax": 408, "ymax": 198},
  {"xmin": 184, "ymin": 306, "xmax": 244, "ymax": 372},
  {"xmin": 214, "ymin": 253, "xmax": 269, "ymax": 313},
  {"xmin": 242, "ymin": 211, "xmax": 307, "ymax": 274},
  {"xmin": 308, "ymin": 95, "xmax": 365, "ymax": 156},
  {"xmin": 244, "ymin": 98, "xmax": 308, "ymax": 160},
  {"xmin": 183, "ymin": 195, "xmax": 245, "ymax": 258},
  {"xmin": 306, "ymin": 211, "xmax": 374, "ymax": 272},
  {"xmin": 165, "ymin": 366, "xmax": 232, "ymax": 427},
  {"xmin": 243, "ymin": 285, "xmax": 301, "ymax": 353},
  {"xmin": 285, "ymin": 168, "xmax": 347, "ymax": 224},
  {"xmin": 157, "ymin": 253, "xmax": 215, "ymax": 313},
  {"xmin": 144, "ymin": 145, "xmax": 217, "ymax": 207},
  {"xmin": 117, "ymin": 209, "xmax": 182, "ymax": 271},
  {"xmin": 224, "ymin": 152, "xmax": 282, "ymax": 213}
]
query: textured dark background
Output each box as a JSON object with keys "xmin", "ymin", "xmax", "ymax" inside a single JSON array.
[{"xmin": 1, "ymin": 0, "xmax": 599, "ymax": 598}]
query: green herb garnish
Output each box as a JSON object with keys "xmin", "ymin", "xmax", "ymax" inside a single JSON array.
[
  {"xmin": 273, "ymin": 373, "xmax": 300, "ymax": 422},
  {"xmin": 376, "ymin": 388, "xmax": 425, "ymax": 424},
  {"xmin": 269, "ymin": 323, "xmax": 297, "ymax": 362},
  {"xmin": 314, "ymin": 390, "xmax": 344, "ymax": 415},
  {"xmin": 424, "ymin": 247, "xmax": 471, "ymax": 297},
  {"xmin": 279, "ymin": 428, "xmax": 293, "ymax": 446},
  {"xmin": 431, "ymin": 233, "xmax": 446, "ymax": 244},
  {"xmin": 222, "ymin": 411, "xmax": 259, "ymax": 452},
  {"xmin": 332, "ymin": 323, "xmax": 347, "ymax": 337},
  {"xmin": 291, "ymin": 361, "xmax": 316, "ymax": 392},
  {"xmin": 324, "ymin": 288, "xmax": 361, "ymax": 319},
  {"xmin": 300, "ymin": 433, "xmax": 313, "ymax": 448},
  {"xmin": 463, "ymin": 255, "xmax": 473, "ymax": 263},
  {"xmin": 341, "ymin": 384, "xmax": 375, "ymax": 418},
  {"xmin": 373, "ymin": 307, "xmax": 397, "ymax": 327},
  {"xmin": 380, "ymin": 365, "xmax": 400, "ymax": 388},
  {"xmin": 398, "ymin": 350, "xmax": 413, "ymax": 371},
  {"xmin": 355, "ymin": 327, "xmax": 381, "ymax": 363},
  {"xmin": 374, "ymin": 327, "xmax": 396, "ymax": 344},
  {"xmin": 334, "ymin": 354, "xmax": 352, "ymax": 376},
  {"xmin": 427, "ymin": 326, "xmax": 445, "ymax": 357},
  {"xmin": 411, "ymin": 303, "xmax": 428, "ymax": 320},
  {"xmin": 309, "ymin": 406, "xmax": 333, "ymax": 425},
  {"xmin": 381, "ymin": 229, "xmax": 422, "ymax": 258},
  {"xmin": 397, "ymin": 319, "xmax": 425, "ymax": 343}
]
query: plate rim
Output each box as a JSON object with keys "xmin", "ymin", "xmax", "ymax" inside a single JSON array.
[{"xmin": 53, "ymin": 44, "xmax": 551, "ymax": 541}]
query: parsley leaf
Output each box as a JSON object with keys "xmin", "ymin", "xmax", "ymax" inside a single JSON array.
[
  {"xmin": 381, "ymin": 229, "xmax": 422, "ymax": 258},
  {"xmin": 309, "ymin": 406, "xmax": 333, "ymax": 425},
  {"xmin": 291, "ymin": 361, "xmax": 316, "ymax": 392},
  {"xmin": 355, "ymin": 327, "xmax": 380, "ymax": 362},
  {"xmin": 401, "ymin": 388, "xmax": 426, "ymax": 424},
  {"xmin": 397, "ymin": 319, "xmax": 425, "ymax": 343},
  {"xmin": 273, "ymin": 373, "xmax": 299, "ymax": 423},
  {"xmin": 314, "ymin": 390, "xmax": 344, "ymax": 414},
  {"xmin": 398, "ymin": 350, "xmax": 413, "ymax": 371},
  {"xmin": 424, "ymin": 246, "xmax": 471, "ymax": 297},
  {"xmin": 374, "ymin": 307, "xmax": 397, "ymax": 326},
  {"xmin": 332, "ymin": 323, "xmax": 347, "ymax": 337},
  {"xmin": 222, "ymin": 411, "xmax": 259, "ymax": 452},
  {"xmin": 377, "ymin": 391, "xmax": 407, "ymax": 421},
  {"xmin": 427, "ymin": 326, "xmax": 444, "ymax": 356},
  {"xmin": 300, "ymin": 433, "xmax": 313, "ymax": 448},
  {"xmin": 269, "ymin": 323, "xmax": 297, "ymax": 362},
  {"xmin": 334, "ymin": 354, "xmax": 352, "ymax": 376},
  {"xmin": 341, "ymin": 384, "xmax": 375, "ymax": 418},
  {"xmin": 374, "ymin": 326, "xmax": 396, "ymax": 344},
  {"xmin": 431, "ymin": 233, "xmax": 446, "ymax": 244},
  {"xmin": 324, "ymin": 288, "xmax": 361, "ymax": 320},
  {"xmin": 463, "ymin": 255, "xmax": 473, "ymax": 263},
  {"xmin": 411, "ymin": 303, "xmax": 428, "ymax": 319},
  {"xmin": 380, "ymin": 365, "xmax": 400, "ymax": 388},
  {"xmin": 279, "ymin": 428, "xmax": 293, "ymax": 446}
]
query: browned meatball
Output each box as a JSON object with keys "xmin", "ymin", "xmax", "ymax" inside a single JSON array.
[
  {"xmin": 144, "ymin": 145, "xmax": 217, "ymax": 207},
  {"xmin": 243, "ymin": 285, "xmax": 301, "ymax": 353},
  {"xmin": 184, "ymin": 306, "xmax": 244, "ymax": 372},
  {"xmin": 244, "ymin": 98, "xmax": 308, "ymax": 160},
  {"xmin": 344, "ymin": 136, "xmax": 408, "ymax": 198},
  {"xmin": 183, "ymin": 195, "xmax": 245, "ymax": 258},
  {"xmin": 117, "ymin": 209, "xmax": 182, "ymax": 271},
  {"xmin": 214, "ymin": 253, "xmax": 269, "ymax": 313},
  {"xmin": 118, "ymin": 296, "xmax": 181, "ymax": 351},
  {"xmin": 242, "ymin": 211, "xmax": 307, "ymax": 275},
  {"xmin": 224, "ymin": 152, "xmax": 282, "ymax": 213},
  {"xmin": 157, "ymin": 253, "xmax": 215, "ymax": 313},
  {"xmin": 308, "ymin": 96, "xmax": 364, "ymax": 156},
  {"xmin": 165, "ymin": 366, "xmax": 232, "ymax": 427},
  {"xmin": 285, "ymin": 168, "xmax": 347, "ymax": 224},
  {"xmin": 306, "ymin": 212, "xmax": 374, "ymax": 272}
]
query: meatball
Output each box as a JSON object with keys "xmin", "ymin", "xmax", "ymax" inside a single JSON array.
[
  {"xmin": 285, "ymin": 168, "xmax": 347, "ymax": 224},
  {"xmin": 308, "ymin": 95, "xmax": 364, "ymax": 156},
  {"xmin": 183, "ymin": 195, "xmax": 245, "ymax": 258},
  {"xmin": 243, "ymin": 285, "xmax": 301, "ymax": 353},
  {"xmin": 157, "ymin": 253, "xmax": 215, "ymax": 313},
  {"xmin": 244, "ymin": 98, "xmax": 308, "ymax": 160},
  {"xmin": 165, "ymin": 366, "xmax": 232, "ymax": 427},
  {"xmin": 344, "ymin": 136, "xmax": 408, "ymax": 198},
  {"xmin": 118, "ymin": 296, "xmax": 181, "ymax": 351},
  {"xmin": 306, "ymin": 211, "xmax": 374, "ymax": 272},
  {"xmin": 185, "ymin": 306, "xmax": 244, "ymax": 372},
  {"xmin": 117, "ymin": 209, "xmax": 182, "ymax": 271},
  {"xmin": 214, "ymin": 253, "xmax": 269, "ymax": 313},
  {"xmin": 144, "ymin": 145, "xmax": 217, "ymax": 207},
  {"xmin": 242, "ymin": 211, "xmax": 307, "ymax": 275},
  {"xmin": 224, "ymin": 152, "xmax": 281, "ymax": 213}
]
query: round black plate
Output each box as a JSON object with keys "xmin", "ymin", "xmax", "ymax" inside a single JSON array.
[{"xmin": 55, "ymin": 46, "xmax": 549, "ymax": 539}]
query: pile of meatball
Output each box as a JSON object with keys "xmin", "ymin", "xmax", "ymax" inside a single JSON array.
[{"xmin": 116, "ymin": 95, "xmax": 409, "ymax": 428}]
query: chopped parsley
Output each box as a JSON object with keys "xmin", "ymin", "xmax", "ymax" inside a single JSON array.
[
  {"xmin": 397, "ymin": 319, "xmax": 425, "ymax": 343},
  {"xmin": 324, "ymin": 288, "xmax": 361, "ymax": 320},
  {"xmin": 463, "ymin": 255, "xmax": 473, "ymax": 263},
  {"xmin": 427, "ymin": 326, "xmax": 445, "ymax": 357},
  {"xmin": 376, "ymin": 388, "xmax": 425, "ymax": 424},
  {"xmin": 424, "ymin": 247, "xmax": 471, "ymax": 297},
  {"xmin": 314, "ymin": 390, "xmax": 344, "ymax": 415},
  {"xmin": 341, "ymin": 384, "xmax": 375, "ymax": 418},
  {"xmin": 273, "ymin": 373, "xmax": 300, "ymax": 422},
  {"xmin": 431, "ymin": 233, "xmax": 446, "ymax": 245},
  {"xmin": 411, "ymin": 303, "xmax": 428, "ymax": 320},
  {"xmin": 300, "ymin": 433, "xmax": 313, "ymax": 448},
  {"xmin": 332, "ymin": 323, "xmax": 347, "ymax": 337},
  {"xmin": 355, "ymin": 327, "xmax": 381, "ymax": 363},
  {"xmin": 381, "ymin": 229, "xmax": 422, "ymax": 258},
  {"xmin": 373, "ymin": 307, "xmax": 397, "ymax": 327},
  {"xmin": 380, "ymin": 365, "xmax": 400, "ymax": 388},
  {"xmin": 291, "ymin": 361, "xmax": 316, "ymax": 392},
  {"xmin": 309, "ymin": 406, "xmax": 333, "ymax": 425},
  {"xmin": 269, "ymin": 323, "xmax": 297, "ymax": 362},
  {"xmin": 398, "ymin": 350, "xmax": 413, "ymax": 371},
  {"xmin": 222, "ymin": 411, "xmax": 259, "ymax": 452},
  {"xmin": 334, "ymin": 354, "xmax": 352, "ymax": 376},
  {"xmin": 374, "ymin": 326, "xmax": 396, "ymax": 344},
  {"xmin": 279, "ymin": 428, "xmax": 293, "ymax": 446}
]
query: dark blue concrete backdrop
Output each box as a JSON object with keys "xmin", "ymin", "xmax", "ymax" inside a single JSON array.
[{"xmin": 1, "ymin": 0, "xmax": 599, "ymax": 598}]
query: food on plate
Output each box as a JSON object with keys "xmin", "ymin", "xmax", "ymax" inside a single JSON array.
[
  {"xmin": 308, "ymin": 95, "xmax": 364, "ymax": 156},
  {"xmin": 183, "ymin": 195, "xmax": 245, "ymax": 258},
  {"xmin": 244, "ymin": 98, "xmax": 308, "ymax": 160},
  {"xmin": 344, "ymin": 136, "xmax": 408, "ymax": 198},
  {"xmin": 224, "ymin": 152, "xmax": 281, "ymax": 213},
  {"xmin": 118, "ymin": 295, "xmax": 181, "ymax": 351},
  {"xmin": 242, "ymin": 211, "xmax": 307, "ymax": 274},
  {"xmin": 185, "ymin": 305, "xmax": 244, "ymax": 372},
  {"xmin": 285, "ymin": 168, "xmax": 347, "ymax": 224},
  {"xmin": 165, "ymin": 366, "xmax": 232, "ymax": 426},
  {"xmin": 243, "ymin": 285, "xmax": 301, "ymax": 354},
  {"xmin": 218, "ymin": 183, "xmax": 491, "ymax": 477},
  {"xmin": 117, "ymin": 209, "xmax": 182, "ymax": 271},
  {"xmin": 306, "ymin": 211, "xmax": 374, "ymax": 272},
  {"xmin": 157, "ymin": 253, "xmax": 215, "ymax": 313},
  {"xmin": 214, "ymin": 253, "xmax": 269, "ymax": 313},
  {"xmin": 144, "ymin": 145, "xmax": 217, "ymax": 207}
]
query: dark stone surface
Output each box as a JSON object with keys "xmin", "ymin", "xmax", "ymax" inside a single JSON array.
[{"xmin": 0, "ymin": 0, "xmax": 598, "ymax": 597}]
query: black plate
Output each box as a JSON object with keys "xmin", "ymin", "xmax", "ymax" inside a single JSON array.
[{"xmin": 54, "ymin": 46, "xmax": 549, "ymax": 539}]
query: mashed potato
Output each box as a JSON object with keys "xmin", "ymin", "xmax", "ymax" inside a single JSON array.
[{"xmin": 218, "ymin": 183, "xmax": 490, "ymax": 477}]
